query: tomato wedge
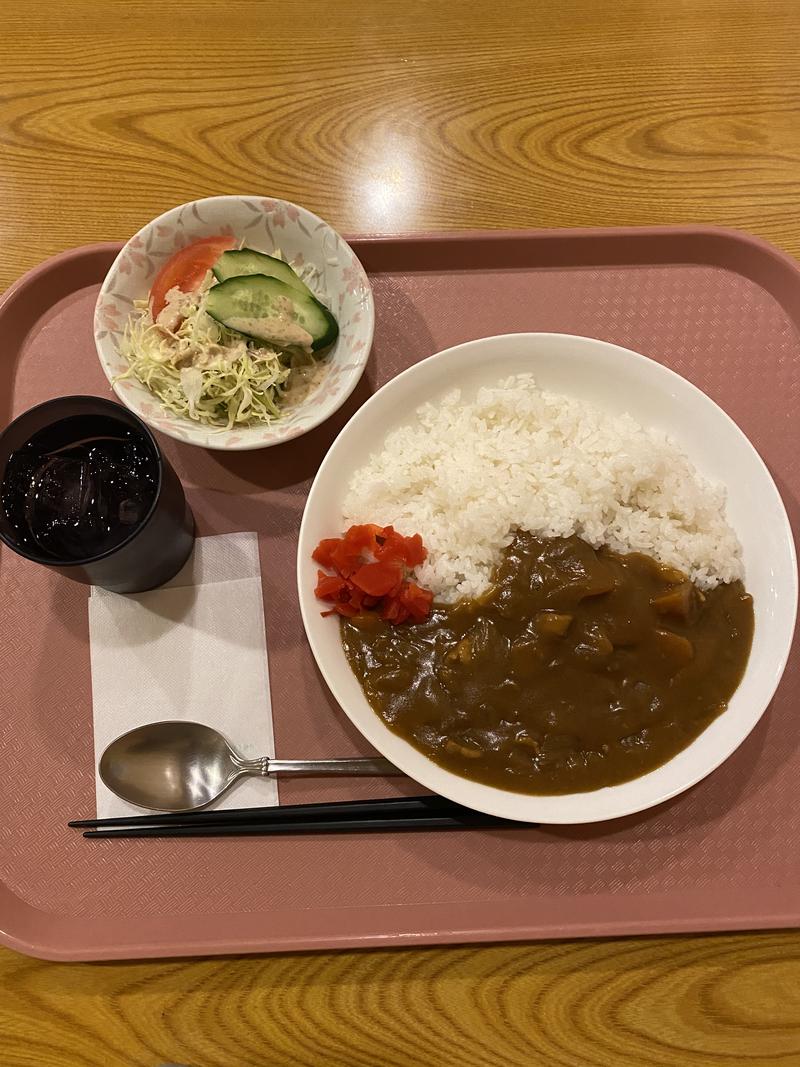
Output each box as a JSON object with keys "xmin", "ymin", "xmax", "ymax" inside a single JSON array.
[{"xmin": 149, "ymin": 235, "xmax": 236, "ymax": 317}]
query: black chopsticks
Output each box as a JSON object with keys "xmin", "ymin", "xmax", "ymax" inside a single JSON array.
[{"xmin": 70, "ymin": 794, "xmax": 533, "ymax": 838}]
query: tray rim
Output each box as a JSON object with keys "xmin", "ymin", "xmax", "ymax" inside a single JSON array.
[
  {"xmin": 347, "ymin": 221, "xmax": 796, "ymax": 252},
  {"xmin": 3, "ymin": 887, "xmax": 800, "ymax": 963},
  {"xmin": 4, "ymin": 222, "xmax": 800, "ymax": 292},
  {"xmin": 0, "ymin": 240, "xmax": 122, "ymax": 303},
  {"xmin": 1, "ymin": 223, "xmax": 799, "ymax": 961}
]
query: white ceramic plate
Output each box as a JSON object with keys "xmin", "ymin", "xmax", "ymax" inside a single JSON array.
[
  {"xmin": 298, "ymin": 333, "xmax": 798, "ymax": 824},
  {"xmin": 94, "ymin": 195, "xmax": 374, "ymax": 450}
]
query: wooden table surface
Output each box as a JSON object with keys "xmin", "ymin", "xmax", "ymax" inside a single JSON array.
[{"xmin": 1, "ymin": 1, "xmax": 799, "ymax": 1063}]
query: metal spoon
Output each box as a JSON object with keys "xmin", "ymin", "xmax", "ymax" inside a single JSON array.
[{"xmin": 99, "ymin": 721, "xmax": 403, "ymax": 812}]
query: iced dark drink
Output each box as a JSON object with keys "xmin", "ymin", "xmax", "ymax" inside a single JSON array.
[{"xmin": 0, "ymin": 397, "xmax": 194, "ymax": 592}]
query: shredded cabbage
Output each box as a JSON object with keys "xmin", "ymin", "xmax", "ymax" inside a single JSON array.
[{"xmin": 117, "ymin": 255, "xmax": 325, "ymax": 430}]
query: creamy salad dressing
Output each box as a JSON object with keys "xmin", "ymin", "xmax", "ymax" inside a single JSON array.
[
  {"xmin": 283, "ymin": 358, "xmax": 331, "ymax": 408},
  {"xmin": 225, "ymin": 292, "xmax": 314, "ymax": 350},
  {"xmin": 120, "ymin": 246, "xmax": 336, "ymax": 429}
]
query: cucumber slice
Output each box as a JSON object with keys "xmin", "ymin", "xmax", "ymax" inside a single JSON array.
[
  {"xmin": 206, "ymin": 275, "xmax": 338, "ymax": 352},
  {"xmin": 212, "ymin": 248, "xmax": 311, "ymax": 295}
]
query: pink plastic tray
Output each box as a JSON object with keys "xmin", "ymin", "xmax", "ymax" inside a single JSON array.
[{"xmin": 0, "ymin": 227, "xmax": 798, "ymax": 961}]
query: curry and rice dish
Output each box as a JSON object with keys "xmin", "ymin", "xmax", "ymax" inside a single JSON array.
[
  {"xmin": 313, "ymin": 374, "xmax": 755, "ymax": 795},
  {"xmin": 340, "ymin": 533, "xmax": 753, "ymax": 793}
]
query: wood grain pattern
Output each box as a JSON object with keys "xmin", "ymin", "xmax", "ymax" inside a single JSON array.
[
  {"xmin": 2, "ymin": 0, "xmax": 800, "ymax": 291},
  {"xmin": 1, "ymin": 935, "xmax": 800, "ymax": 1066},
  {"xmin": 2, "ymin": 0, "xmax": 800, "ymax": 1063}
]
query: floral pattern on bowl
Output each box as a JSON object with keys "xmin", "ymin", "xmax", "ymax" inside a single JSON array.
[{"xmin": 94, "ymin": 195, "xmax": 374, "ymax": 451}]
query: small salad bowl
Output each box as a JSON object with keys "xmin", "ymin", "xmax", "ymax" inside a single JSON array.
[{"xmin": 94, "ymin": 195, "xmax": 374, "ymax": 451}]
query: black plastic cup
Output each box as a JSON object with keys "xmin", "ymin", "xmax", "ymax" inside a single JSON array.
[{"xmin": 0, "ymin": 396, "xmax": 194, "ymax": 593}]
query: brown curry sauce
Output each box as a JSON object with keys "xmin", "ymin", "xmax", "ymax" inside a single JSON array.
[{"xmin": 341, "ymin": 533, "xmax": 754, "ymax": 794}]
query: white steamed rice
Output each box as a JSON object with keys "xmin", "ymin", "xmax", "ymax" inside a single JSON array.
[{"xmin": 343, "ymin": 374, "xmax": 743, "ymax": 602}]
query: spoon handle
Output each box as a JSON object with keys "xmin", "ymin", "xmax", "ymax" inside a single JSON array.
[{"xmin": 239, "ymin": 756, "xmax": 404, "ymax": 777}]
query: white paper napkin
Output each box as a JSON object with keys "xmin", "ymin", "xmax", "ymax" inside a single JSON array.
[{"xmin": 88, "ymin": 533, "xmax": 278, "ymax": 818}]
